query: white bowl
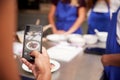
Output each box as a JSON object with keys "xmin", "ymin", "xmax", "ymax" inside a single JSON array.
[
  {"xmin": 66, "ymin": 34, "xmax": 82, "ymax": 39},
  {"xmin": 46, "ymin": 34, "xmax": 67, "ymax": 42},
  {"xmin": 68, "ymin": 37, "xmax": 85, "ymax": 46},
  {"xmin": 83, "ymin": 34, "xmax": 98, "ymax": 44},
  {"xmin": 96, "ymin": 32, "xmax": 108, "ymax": 42}
]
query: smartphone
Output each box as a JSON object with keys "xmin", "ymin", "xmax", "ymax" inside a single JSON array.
[{"xmin": 22, "ymin": 24, "xmax": 43, "ymax": 62}]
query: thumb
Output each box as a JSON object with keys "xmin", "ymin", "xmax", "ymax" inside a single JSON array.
[{"xmin": 30, "ymin": 51, "xmax": 41, "ymax": 58}]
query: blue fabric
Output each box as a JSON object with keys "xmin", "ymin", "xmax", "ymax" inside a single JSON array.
[
  {"xmin": 104, "ymin": 7, "xmax": 120, "ymax": 80},
  {"xmin": 87, "ymin": 3, "xmax": 110, "ymax": 34},
  {"xmin": 55, "ymin": 1, "xmax": 82, "ymax": 34}
]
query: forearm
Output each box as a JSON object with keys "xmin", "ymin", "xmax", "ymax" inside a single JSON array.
[
  {"xmin": 67, "ymin": 7, "xmax": 86, "ymax": 34},
  {"xmin": 37, "ymin": 72, "xmax": 51, "ymax": 80},
  {"xmin": 48, "ymin": 16, "xmax": 57, "ymax": 32},
  {"xmin": 48, "ymin": 5, "xmax": 57, "ymax": 33},
  {"xmin": 102, "ymin": 54, "xmax": 120, "ymax": 67},
  {"xmin": 67, "ymin": 17, "xmax": 85, "ymax": 34}
]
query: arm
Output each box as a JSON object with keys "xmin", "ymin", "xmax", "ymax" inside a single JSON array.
[
  {"xmin": 0, "ymin": 0, "xmax": 20, "ymax": 80},
  {"xmin": 66, "ymin": 7, "xmax": 86, "ymax": 34},
  {"xmin": 48, "ymin": 4, "xmax": 58, "ymax": 34},
  {"xmin": 101, "ymin": 54, "xmax": 120, "ymax": 67}
]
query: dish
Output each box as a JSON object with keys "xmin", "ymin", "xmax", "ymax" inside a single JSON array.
[
  {"xmin": 67, "ymin": 36, "xmax": 86, "ymax": 46},
  {"xmin": 50, "ymin": 59, "xmax": 60, "ymax": 72},
  {"xmin": 83, "ymin": 34, "xmax": 98, "ymax": 44},
  {"xmin": 46, "ymin": 34, "xmax": 67, "ymax": 42},
  {"xmin": 96, "ymin": 32, "xmax": 108, "ymax": 42},
  {"xmin": 66, "ymin": 34, "xmax": 82, "ymax": 39},
  {"xmin": 22, "ymin": 59, "xmax": 60, "ymax": 73},
  {"xmin": 94, "ymin": 29, "xmax": 108, "ymax": 42}
]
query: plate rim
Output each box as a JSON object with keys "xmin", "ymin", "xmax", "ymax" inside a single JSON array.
[{"xmin": 22, "ymin": 59, "xmax": 60, "ymax": 73}]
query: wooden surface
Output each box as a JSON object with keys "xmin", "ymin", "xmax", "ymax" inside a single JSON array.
[{"xmin": 16, "ymin": 41, "xmax": 103, "ymax": 80}]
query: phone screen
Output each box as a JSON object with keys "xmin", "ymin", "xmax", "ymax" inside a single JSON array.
[{"xmin": 22, "ymin": 25, "xmax": 43, "ymax": 62}]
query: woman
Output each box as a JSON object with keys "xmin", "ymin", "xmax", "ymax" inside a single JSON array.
[
  {"xmin": 87, "ymin": 0, "xmax": 110, "ymax": 34},
  {"xmin": 48, "ymin": 0, "xmax": 86, "ymax": 34},
  {"xmin": 101, "ymin": 6, "xmax": 120, "ymax": 80}
]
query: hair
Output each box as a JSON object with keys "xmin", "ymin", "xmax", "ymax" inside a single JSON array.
[
  {"xmin": 86, "ymin": 0, "xmax": 109, "ymax": 10},
  {"xmin": 61, "ymin": 0, "xmax": 70, "ymax": 3},
  {"xmin": 61, "ymin": 0, "xmax": 80, "ymax": 6}
]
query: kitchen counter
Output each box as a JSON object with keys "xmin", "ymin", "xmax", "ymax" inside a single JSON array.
[{"xmin": 16, "ymin": 40, "xmax": 103, "ymax": 80}]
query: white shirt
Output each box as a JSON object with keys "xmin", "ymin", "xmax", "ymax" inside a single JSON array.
[
  {"xmin": 110, "ymin": 0, "xmax": 120, "ymax": 18},
  {"xmin": 93, "ymin": 1, "xmax": 109, "ymax": 13},
  {"xmin": 117, "ymin": 10, "xmax": 120, "ymax": 45},
  {"xmin": 87, "ymin": 1, "xmax": 109, "ymax": 17},
  {"xmin": 110, "ymin": 0, "xmax": 120, "ymax": 13}
]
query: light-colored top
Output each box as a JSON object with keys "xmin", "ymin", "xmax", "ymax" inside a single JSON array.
[
  {"xmin": 110, "ymin": 0, "xmax": 120, "ymax": 13},
  {"xmin": 117, "ymin": 10, "xmax": 120, "ymax": 45},
  {"xmin": 93, "ymin": 0, "xmax": 108, "ymax": 13},
  {"xmin": 87, "ymin": 1, "xmax": 109, "ymax": 17}
]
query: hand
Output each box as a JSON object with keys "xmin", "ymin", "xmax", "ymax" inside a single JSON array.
[
  {"xmin": 56, "ymin": 30, "xmax": 65, "ymax": 34},
  {"xmin": 21, "ymin": 47, "xmax": 51, "ymax": 80},
  {"xmin": 53, "ymin": 29, "xmax": 65, "ymax": 34},
  {"xmin": 53, "ymin": 30, "xmax": 58, "ymax": 34},
  {"xmin": 63, "ymin": 32, "xmax": 71, "ymax": 35}
]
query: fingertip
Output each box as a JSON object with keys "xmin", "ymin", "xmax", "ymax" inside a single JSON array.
[
  {"xmin": 30, "ymin": 50, "xmax": 40, "ymax": 57},
  {"xmin": 21, "ymin": 58, "xmax": 27, "ymax": 64},
  {"xmin": 21, "ymin": 58, "xmax": 32, "ymax": 67},
  {"xmin": 21, "ymin": 58, "xmax": 26, "ymax": 62}
]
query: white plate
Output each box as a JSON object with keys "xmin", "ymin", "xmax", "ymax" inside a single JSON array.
[
  {"xmin": 22, "ymin": 59, "xmax": 60, "ymax": 73},
  {"xmin": 50, "ymin": 59, "xmax": 60, "ymax": 72},
  {"xmin": 46, "ymin": 34, "xmax": 67, "ymax": 42}
]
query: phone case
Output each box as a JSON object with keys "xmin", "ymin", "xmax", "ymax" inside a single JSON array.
[{"xmin": 22, "ymin": 24, "xmax": 43, "ymax": 62}]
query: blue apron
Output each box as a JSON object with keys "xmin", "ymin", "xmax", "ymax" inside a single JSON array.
[
  {"xmin": 104, "ymin": 7, "xmax": 120, "ymax": 80},
  {"xmin": 55, "ymin": 0, "xmax": 82, "ymax": 34},
  {"xmin": 87, "ymin": 3, "xmax": 110, "ymax": 34}
]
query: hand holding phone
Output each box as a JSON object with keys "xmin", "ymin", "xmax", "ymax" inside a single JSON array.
[{"xmin": 22, "ymin": 24, "xmax": 43, "ymax": 62}]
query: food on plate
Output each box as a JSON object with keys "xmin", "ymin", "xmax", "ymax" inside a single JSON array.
[{"xmin": 50, "ymin": 63, "xmax": 55, "ymax": 69}]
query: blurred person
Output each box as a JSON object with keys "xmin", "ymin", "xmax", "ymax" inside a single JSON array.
[
  {"xmin": 101, "ymin": 1, "xmax": 120, "ymax": 80},
  {"xmin": 86, "ymin": 0, "xmax": 110, "ymax": 34},
  {"xmin": 48, "ymin": 0, "xmax": 86, "ymax": 34},
  {"xmin": 110, "ymin": 0, "xmax": 120, "ymax": 13},
  {"xmin": 0, "ymin": 0, "xmax": 51, "ymax": 80}
]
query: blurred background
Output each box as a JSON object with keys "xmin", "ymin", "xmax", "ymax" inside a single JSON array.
[{"xmin": 17, "ymin": 0, "xmax": 88, "ymax": 34}]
